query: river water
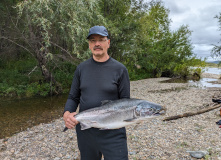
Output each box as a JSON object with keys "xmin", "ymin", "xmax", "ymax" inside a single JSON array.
[
  {"xmin": 1, "ymin": 67, "xmax": 220, "ymax": 139},
  {"xmin": 0, "ymin": 95, "xmax": 67, "ymax": 139},
  {"xmin": 188, "ymin": 67, "xmax": 221, "ymax": 89},
  {"xmin": 202, "ymin": 67, "xmax": 221, "ymax": 74}
]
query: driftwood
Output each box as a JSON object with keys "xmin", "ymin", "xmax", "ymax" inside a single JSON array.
[{"xmin": 163, "ymin": 104, "xmax": 221, "ymax": 121}]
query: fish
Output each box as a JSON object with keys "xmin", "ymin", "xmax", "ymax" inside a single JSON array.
[{"xmin": 63, "ymin": 98, "xmax": 166, "ymax": 131}]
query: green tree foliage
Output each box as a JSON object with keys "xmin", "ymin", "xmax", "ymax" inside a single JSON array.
[
  {"xmin": 0, "ymin": 0, "xmax": 204, "ymax": 98},
  {"xmin": 135, "ymin": 0, "xmax": 172, "ymax": 77},
  {"xmin": 14, "ymin": 0, "xmax": 106, "ymax": 93},
  {"xmin": 97, "ymin": 0, "xmax": 138, "ymax": 61},
  {"xmin": 0, "ymin": 0, "xmax": 24, "ymax": 57},
  {"xmin": 212, "ymin": 12, "xmax": 221, "ymax": 58},
  {"xmin": 16, "ymin": 0, "xmax": 105, "ymax": 58},
  {"xmin": 127, "ymin": 0, "xmax": 202, "ymax": 78}
]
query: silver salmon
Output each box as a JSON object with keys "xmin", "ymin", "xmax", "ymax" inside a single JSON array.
[{"xmin": 63, "ymin": 98, "xmax": 166, "ymax": 131}]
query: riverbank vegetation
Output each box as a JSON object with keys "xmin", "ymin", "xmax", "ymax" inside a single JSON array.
[
  {"xmin": 206, "ymin": 62, "xmax": 220, "ymax": 68},
  {"xmin": 0, "ymin": 0, "xmax": 209, "ymax": 98}
]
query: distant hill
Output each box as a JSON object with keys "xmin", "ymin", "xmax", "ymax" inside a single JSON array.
[{"xmin": 206, "ymin": 61, "xmax": 220, "ymax": 64}]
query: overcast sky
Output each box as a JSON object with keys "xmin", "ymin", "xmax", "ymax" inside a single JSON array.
[{"xmin": 156, "ymin": 0, "xmax": 221, "ymax": 61}]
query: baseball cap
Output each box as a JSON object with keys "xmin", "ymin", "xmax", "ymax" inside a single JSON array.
[{"xmin": 87, "ymin": 26, "xmax": 109, "ymax": 39}]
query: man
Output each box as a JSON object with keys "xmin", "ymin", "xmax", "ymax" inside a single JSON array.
[{"xmin": 63, "ymin": 26, "xmax": 130, "ymax": 160}]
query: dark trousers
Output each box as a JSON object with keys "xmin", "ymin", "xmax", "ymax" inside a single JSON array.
[{"xmin": 76, "ymin": 124, "xmax": 128, "ymax": 160}]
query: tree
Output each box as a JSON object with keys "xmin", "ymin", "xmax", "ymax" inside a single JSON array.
[
  {"xmin": 0, "ymin": 0, "xmax": 24, "ymax": 58},
  {"xmin": 212, "ymin": 12, "xmax": 221, "ymax": 58},
  {"xmin": 11, "ymin": 0, "xmax": 106, "ymax": 93},
  {"xmin": 0, "ymin": 0, "xmax": 205, "ymax": 97},
  {"xmin": 97, "ymin": 0, "xmax": 138, "ymax": 61},
  {"xmin": 129, "ymin": 0, "xmax": 198, "ymax": 78}
]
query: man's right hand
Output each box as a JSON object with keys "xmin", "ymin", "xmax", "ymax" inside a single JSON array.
[{"xmin": 63, "ymin": 111, "xmax": 79, "ymax": 129}]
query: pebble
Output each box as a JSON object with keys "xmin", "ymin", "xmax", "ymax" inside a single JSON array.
[
  {"xmin": 0, "ymin": 76, "xmax": 221, "ymax": 159},
  {"xmin": 129, "ymin": 151, "xmax": 136, "ymax": 155},
  {"xmin": 186, "ymin": 151, "xmax": 209, "ymax": 159}
]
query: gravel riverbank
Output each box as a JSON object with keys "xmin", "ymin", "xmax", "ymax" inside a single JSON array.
[{"xmin": 1, "ymin": 74, "xmax": 221, "ymax": 160}]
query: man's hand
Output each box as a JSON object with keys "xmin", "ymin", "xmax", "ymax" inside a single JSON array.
[{"xmin": 63, "ymin": 111, "xmax": 79, "ymax": 129}]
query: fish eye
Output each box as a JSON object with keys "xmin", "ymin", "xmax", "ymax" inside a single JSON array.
[{"xmin": 148, "ymin": 108, "xmax": 153, "ymax": 112}]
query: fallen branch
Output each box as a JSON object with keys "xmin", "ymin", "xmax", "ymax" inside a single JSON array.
[{"xmin": 163, "ymin": 104, "xmax": 221, "ymax": 121}]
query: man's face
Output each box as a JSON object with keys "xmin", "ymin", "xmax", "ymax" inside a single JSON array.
[{"xmin": 88, "ymin": 34, "xmax": 110, "ymax": 58}]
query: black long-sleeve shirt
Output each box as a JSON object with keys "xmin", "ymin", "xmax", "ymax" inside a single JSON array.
[{"xmin": 64, "ymin": 57, "xmax": 130, "ymax": 113}]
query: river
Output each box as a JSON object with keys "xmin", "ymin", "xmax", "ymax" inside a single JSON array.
[
  {"xmin": 188, "ymin": 67, "xmax": 221, "ymax": 89},
  {"xmin": 202, "ymin": 67, "xmax": 221, "ymax": 74},
  {"xmin": 0, "ymin": 95, "xmax": 67, "ymax": 139}
]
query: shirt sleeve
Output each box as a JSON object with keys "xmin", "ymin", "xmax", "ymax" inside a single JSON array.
[
  {"xmin": 118, "ymin": 67, "xmax": 130, "ymax": 99},
  {"xmin": 64, "ymin": 66, "xmax": 81, "ymax": 113}
]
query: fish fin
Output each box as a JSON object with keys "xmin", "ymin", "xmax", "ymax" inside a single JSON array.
[
  {"xmin": 124, "ymin": 118, "xmax": 137, "ymax": 122},
  {"xmin": 80, "ymin": 123, "xmax": 91, "ymax": 130},
  {"xmin": 101, "ymin": 100, "xmax": 112, "ymax": 105}
]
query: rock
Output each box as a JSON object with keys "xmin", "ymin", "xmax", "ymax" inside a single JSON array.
[
  {"xmin": 0, "ymin": 143, "xmax": 7, "ymax": 152},
  {"xmin": 186, "ymin": 150, "xmax": 209, "ymax": 159},
  {"xmin": 129, "ymin": 151, "xmax": 136, "ymax": 155},
  {"xmin": 10, "ymin": 149, "xmax": 15, "ymax": 153}
]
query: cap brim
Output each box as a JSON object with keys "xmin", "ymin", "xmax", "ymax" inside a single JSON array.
[{"xmin": 87, "ymin": 33, "xmax": 108, "ymax": 39}]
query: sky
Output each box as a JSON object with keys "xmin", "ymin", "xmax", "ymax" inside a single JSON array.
[{"xmin": 155, "ymin": 0, "xmax": 221, "ymax": 61}]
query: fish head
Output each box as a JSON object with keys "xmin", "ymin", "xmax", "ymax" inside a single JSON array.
[{"xmin": 135, "ymin": 101, "xmax": 166, "ymax": 118}]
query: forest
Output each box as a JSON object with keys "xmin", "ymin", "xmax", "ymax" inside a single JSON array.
[{"xmin": 1, "ymin": 0, "xmax": 220, "ymax": 98}]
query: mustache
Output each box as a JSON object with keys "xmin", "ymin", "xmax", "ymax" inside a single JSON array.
[{"xmin": 93, "ymin": 46, "xmax": 103, "ymax": 50}]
